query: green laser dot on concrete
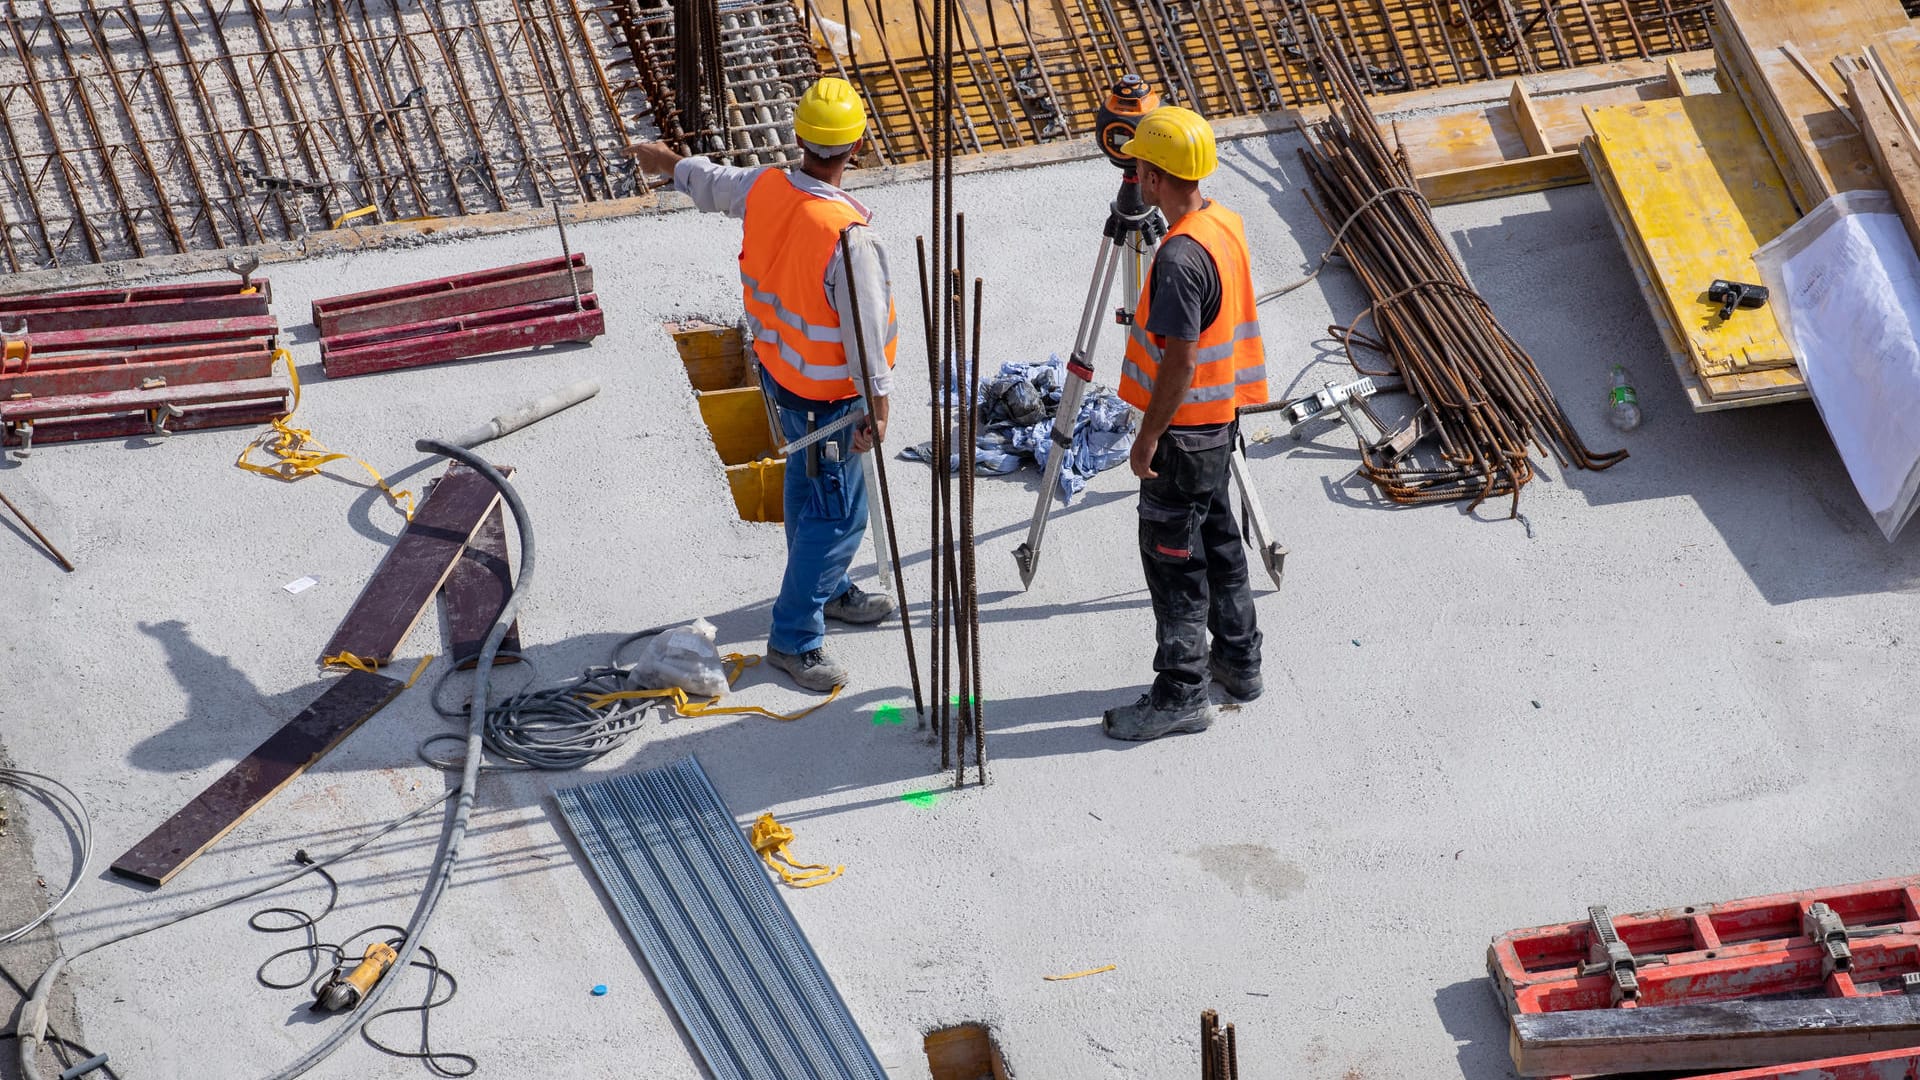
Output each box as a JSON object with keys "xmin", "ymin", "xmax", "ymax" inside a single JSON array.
[
  {"xmin": 901, "ymin": 791, "xmax": 937, "ymax": 808},
  {"xmin": 947, "ymin": 694, "xmax": 979, "ymax": 707},
  {"xmin": 873, "ymin": 703, "xmax": 905, "ymax": 726}
]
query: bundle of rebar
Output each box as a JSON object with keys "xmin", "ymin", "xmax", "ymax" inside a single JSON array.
[
  {"xmin": 672, "ymin": 0, "xmax": 729, "ymax": 151},
  {"xmin": 1201, "ymin": 1010, "xmax": 1239, "ymax": 1080},
  {"xmin": 1296, "ymin": 39, "xmax": 1626, "ymax": 512},
  {"xmin": 917, "ymin": 0, "xmax": 985, "ymax": 788}
]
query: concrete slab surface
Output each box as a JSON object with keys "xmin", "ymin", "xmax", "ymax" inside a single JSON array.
[{"xmin": 4, "ymin": 131, "xmax": 1920, "ymax": 1080}]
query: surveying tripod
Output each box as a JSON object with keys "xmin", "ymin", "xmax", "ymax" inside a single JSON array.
[{"xmin": 1012, "ymin": 77, "xmax": 1289, "ymax": 592}]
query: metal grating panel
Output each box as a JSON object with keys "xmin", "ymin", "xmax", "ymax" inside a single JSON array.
[{"xmin": 553, "ymin": 756, "xmax": 885, "ymax": 1080}]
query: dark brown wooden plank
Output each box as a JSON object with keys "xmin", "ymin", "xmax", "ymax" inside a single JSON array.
[
  {"xmin": 109, "ymin": 670, "xmax": 406, "ymax": 887},
  {"xmin": 442, "ymin": 502, "xmax": 522, "ymax": 669},
  {"xmin": 321, "ymin": 462, "xmax": 511, "ymax": 667},
  {"xmin": 1511, "ymin": 996, "xmax": 1920, "ymax": 1077}
]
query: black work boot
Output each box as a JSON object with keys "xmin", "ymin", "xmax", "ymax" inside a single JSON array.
[
  {"xmin": 765, "ymin": 647, "xmax": 849, "ymax": 693},
  {"xmin": 1102, "ymin": 693, "xmax": 1215, "ymax": 742},
  {"xmin": 1208, "ymin": 658, "xmax": 1263, "ymax": 701},
  {"xmin": 823, "ymin": 582, "xmax": 895, "ymax": 625}
]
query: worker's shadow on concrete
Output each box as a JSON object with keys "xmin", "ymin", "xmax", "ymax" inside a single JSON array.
[
  {"xmin": 1447, "ymin": 186, "xmax": 1920, "ymax": 604},
  {"xmin": 1433, "ymin": 978, "xmax": 1523, "ymax": 1080},
  {"xmin": 127, "ymin": 619, "xmax": 323, "ymax": 773}
]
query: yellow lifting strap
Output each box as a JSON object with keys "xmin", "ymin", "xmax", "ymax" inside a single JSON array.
[
  {"xmin": 236, "ymin": 350, "xmax": 415, "ymax": 520},
  {"xmin": 323, "ymin": 651, "xmax": 382, "ymax": 673},
  {"xmin": 749, "ymin": 812, "xmax": 844, "ymax": 889},
  {"xmin": 578, "ymin": 653, "xmax": 842, "ymax": 722}
]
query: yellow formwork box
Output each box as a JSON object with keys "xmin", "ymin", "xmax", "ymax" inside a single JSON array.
[{"xmin": 668, "ymin": 320, "xmax": 786, "ymax": 521}]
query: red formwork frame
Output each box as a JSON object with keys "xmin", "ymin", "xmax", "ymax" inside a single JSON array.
[
  {"xmin": 1700, "ymin": 1047, "xmax": 1920, "ymax": 1078},
  {"xmin": 0, "ymin": 280, "xmax": 271, "ymax": 332},
  {"xmin": 310, "ymin": 254, "xmax": 589, "ymax": 337},
  {"xmin": 1490, "ymin": 877, "xmax": 1920, "ymax": 1079},
  {"xmin": 0, "ymin": 376, "xmax": 290, "ymax": 447},
  {"xmin": 318, "ymin": 296, "xmax": 604, "ymax": 379}
]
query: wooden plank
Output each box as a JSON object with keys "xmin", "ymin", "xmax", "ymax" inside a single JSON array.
[
  {"xmin": 321, "ymin": 463, "xmax": 511, "ymax": 667},
  {"xmin": 1418, "ymin": 151, "xmax": 1588, "ymax": 205},
  {"xmin": 1509, "ymin": 81, "xmax": 1552, "ymax": 156},
  {"xmin": 1846, "ymin": 60, "xmax": 1920, "ymax": 259},
  {"xmin": 318, "ymin": 304, "xmax": 605, "ymax": 379},
  {"xmin": 313, "ymin": 267, "xmax": 594, "ymax": 338},
  {"xmin": 1511, "ymin": 996, "xmax": 1920, "ymax": 1077},
  {"xmin": 1713, "ymin": 0, "xmax": 1918, "ymax": 206},
  {"xmin": 1665, "ymin": 56, "xmax": 1691, "ymax": 97},
  {"xmin": 442, "ymin": 502, "xmax": 522, "ymax": 669},
  {"xmin": 1584, "ymin": 95, "xmax": 1801, "ymax": 378},
  {"xmin": 669, "ymin": 320, "xmax": 749, "ymax": 392},
  {"xmin": 697, "ymin": 386, "xmax": 779, "ymax": 466},
  {"xmin": 109, "ymin": 670, "xmax": 406, "ymax": 887}
]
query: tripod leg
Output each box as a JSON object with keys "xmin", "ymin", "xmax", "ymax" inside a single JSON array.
[{"xmin": 1013, "ymin": 234, "xmax": 1125, "ymax": 588}]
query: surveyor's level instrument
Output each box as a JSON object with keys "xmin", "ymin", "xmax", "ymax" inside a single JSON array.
[{"xmin": 1014, "ymin": 76, "xmax": 1165, "ymax": 589}]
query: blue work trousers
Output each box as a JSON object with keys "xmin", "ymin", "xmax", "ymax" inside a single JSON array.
[{"xmin": 765, "ymin": 377, "xmax": 869, "ymax": 655}]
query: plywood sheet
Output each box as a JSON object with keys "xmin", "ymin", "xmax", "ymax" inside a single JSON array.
[{"xmin": 1585, "ymin": 96, "xmax": 1800, "ymax": 379}]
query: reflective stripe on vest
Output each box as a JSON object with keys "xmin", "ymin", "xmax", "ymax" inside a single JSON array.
[
  {"xmin": 1118, "ymin": 200, "xmax": 1269, "ymax": 426},
  {"xmin": 738, "ymin": 170, "xmax": 898, "ymax": 401}
]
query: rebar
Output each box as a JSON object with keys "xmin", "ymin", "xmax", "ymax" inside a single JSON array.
[{"xmin": 1297, "ymin": 34, "xmax": 1625, "ymax": 512}]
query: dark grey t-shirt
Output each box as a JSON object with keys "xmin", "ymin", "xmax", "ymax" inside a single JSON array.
[{"xmin": 1143, "ymin": 230, "xmax": 1230, "ymax": 451}]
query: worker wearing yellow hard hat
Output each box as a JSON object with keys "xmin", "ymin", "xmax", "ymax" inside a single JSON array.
[
  {"xmin": 1105, "ymin": 104, "xmax": 1271, "ymax": 743},
  {"xmin": 624, "ymin": 78, "xmax": 900, "ymax": 694}
]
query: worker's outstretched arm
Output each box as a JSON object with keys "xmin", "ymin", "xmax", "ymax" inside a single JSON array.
[
  {"xmin": 1129, "ymin": 337, "xmax": 1197, "ymax": 479},
  {"xmin": 832, "ymin": 224, "xmax": 895, "ymax": 452},
  {"xmin": 623, "ymin": 141, "xmax": 763, "ymax": 219}
]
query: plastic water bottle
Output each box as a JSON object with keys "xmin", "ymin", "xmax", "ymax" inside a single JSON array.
[{"xmin": 1608, "ymin": 366, "xmax": 1642, "ymax": 431}]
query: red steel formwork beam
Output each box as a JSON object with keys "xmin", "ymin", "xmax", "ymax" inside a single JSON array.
[
  {"xmin": 318, "ymin": 295, "xmax": 604, "ymax": 378},
  {"xmin": 1490, "ymin": 877, "xmax": 1920, "ymax": 1018},
  {"xmin": 1, "ymin": 341, "xmax": 272, "ymax": 398},
  {"xmin": 310, "ymin": 254, "xmax": 587, "ymax": 336},
  {"xmin": 1, "ymin": 374, "xmax": 290, "ymax": 446},
  {"xmin": 0, "ymin": 284, "xmax": 270, "ymax": 332},
  {"xmin": 1698, "ymin": 1046, "xmax": 1920, "ymax": 1079},
  {"xmin": 12, "ymin": 314, "xmax": 277, "ymax": 356}
]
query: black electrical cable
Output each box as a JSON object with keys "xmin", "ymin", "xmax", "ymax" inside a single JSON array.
[{"xmin": 248, "ymin": 856, "xmax": 473, "ymax": 1079}]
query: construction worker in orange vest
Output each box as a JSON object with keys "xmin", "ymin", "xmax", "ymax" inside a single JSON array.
[
  {"xmin": 626, "ymin": 78, "xmax": 899, "ymax": 693},
  {"xmin": 1104, "ymin": 106, "xmax": 1269, "ymax": 742}
]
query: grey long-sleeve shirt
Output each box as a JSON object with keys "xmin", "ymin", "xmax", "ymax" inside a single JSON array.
[{"xmin": 673, "ymin": 157, "xmax": 894, "ymax": 400}]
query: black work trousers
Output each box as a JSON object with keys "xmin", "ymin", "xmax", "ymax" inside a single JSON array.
[{"xmin": 1136, "ymin": 432, "xmax": 1263, "ymax": 707}]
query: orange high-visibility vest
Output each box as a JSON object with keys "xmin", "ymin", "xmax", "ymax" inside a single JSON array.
[
  {"xmin": 738, "ymin": 170, "xmax": 897, "ymax": 402},
  {"xmin": 1119, "ymin": 200, "xmax": 1268, "ymax": 425}
]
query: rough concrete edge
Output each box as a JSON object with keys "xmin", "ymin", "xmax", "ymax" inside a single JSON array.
[
  {"xmin": 0, "ymin": 746, "xmax": 85, "ymax": 1080},
  {"xmin": 0, "ymin": 51, "xmax": 1719, "ymax": 298}
]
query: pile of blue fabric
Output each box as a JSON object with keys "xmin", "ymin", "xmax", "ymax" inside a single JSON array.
[{"xmin": 901, "ymin": 355, "xmax": 1135, "ymax": 503}]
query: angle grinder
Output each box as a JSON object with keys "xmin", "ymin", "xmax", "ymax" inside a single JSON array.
[{"xmin": 312, "ymin": 942, "xmax": 398, "ymax": 1013}]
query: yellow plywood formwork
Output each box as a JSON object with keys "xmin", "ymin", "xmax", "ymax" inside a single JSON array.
[
  {"xmin": 1583, "ymin": 94, "xmax": 1808, "ymax": 409},
  {"xmin": 1712, "ymin": 0, "xmax": 1920, "ymax": 210}
]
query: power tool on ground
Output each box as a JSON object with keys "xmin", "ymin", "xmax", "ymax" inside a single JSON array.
[{"xmin": 312, "ymin": 941, "xmax": 398, "ymax": 1013}]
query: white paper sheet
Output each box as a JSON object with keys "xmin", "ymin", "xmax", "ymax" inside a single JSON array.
[{"xmin": 1754, "ymin": 190, "xmax": 1920, "ymax": 541}]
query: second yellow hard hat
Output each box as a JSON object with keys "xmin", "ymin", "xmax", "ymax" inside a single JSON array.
[
  {"xmin": 794, "ymin": 77, "xmax": 868, "ymax": 146},
  {"xmin": 1119, "ymin": 105, "xmax": 1218, "ymax": 181}
]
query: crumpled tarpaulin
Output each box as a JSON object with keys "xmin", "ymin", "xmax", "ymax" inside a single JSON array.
[{"xmin": 901, "ymin": 355, "xmax": 1135, "ymax": 503}]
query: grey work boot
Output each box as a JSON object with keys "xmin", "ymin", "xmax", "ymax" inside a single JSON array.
[
  {"xmin": 1102, "ymin": 693, "xmax": 1215, "ymax": 742},
  {"xmin": 765, "ymin": 647, "xmax": 849, "ymax": 693},
  {"xmin": 823, "ymin": 582, "xmax": 895, "ymax": 625},
  {"xmin": 1208, "ymin": 658, "xmax": 1264, "ymax": 702}
]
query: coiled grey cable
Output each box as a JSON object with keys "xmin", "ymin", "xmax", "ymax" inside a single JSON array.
[{"xmin": 0, "ymin": 767, "xmax": 90, "ymax": 946}]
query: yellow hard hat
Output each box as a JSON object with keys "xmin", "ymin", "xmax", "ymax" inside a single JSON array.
[
  {"xmin": 1119, "ymin": 105, "xmax": 1217, "ymax": 181},
  {"xmin": 794, "ymin": 77, "xmax": 868, "ymax": 146}
]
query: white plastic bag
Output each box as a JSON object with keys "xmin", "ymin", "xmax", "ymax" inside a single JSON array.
[{"xmin": 625, "ymin": 619, "xmax": 729, "ymax": 698}]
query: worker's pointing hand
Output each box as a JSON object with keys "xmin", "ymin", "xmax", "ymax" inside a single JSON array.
[
  {"xmin": 1129, "ymin": 434, "xmax": 1159, "ymax": 479},
  {"xmin": 623, "ymin": 140, "xmax": 683, "ymax": 180}
]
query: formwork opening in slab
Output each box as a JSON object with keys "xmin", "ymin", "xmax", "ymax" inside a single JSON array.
[
  {"xmin": 667, "ymin": 318, "xmax": 785, "ymax": 522},
  {"xmin": 924, "ymin": 1023, "xmax": 1012, "ymax": 1080}
]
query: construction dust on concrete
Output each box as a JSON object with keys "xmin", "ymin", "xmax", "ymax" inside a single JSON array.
[{"xmin": 5, "ymin": 129, "xmax": 1920, "ymax": 1080}]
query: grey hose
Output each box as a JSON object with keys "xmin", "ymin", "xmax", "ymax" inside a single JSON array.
[
  {"xmin": 14, "ymin": 448, "xmax": 532, "ymax": 1080},
  {"xmin": 264, "ymin": 441, "xmax": 530, "ymax": 1080}
]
